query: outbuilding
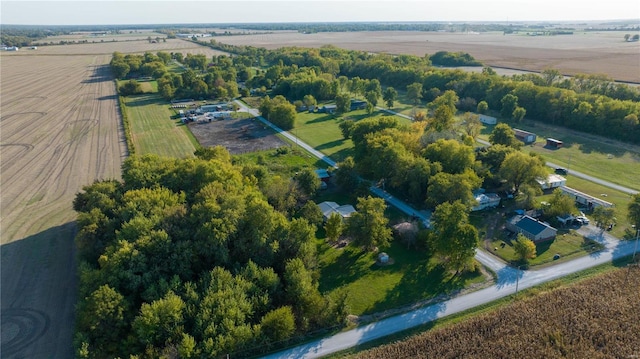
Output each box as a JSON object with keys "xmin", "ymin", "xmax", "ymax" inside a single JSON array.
[
  {"xmin": 560, "ymin": 186, "xmax": 614, "ymax": 209},
  {"xmin": 546, "ymin": 138, "xmax": 563, "ymax": 149},
  {"xmin": 479, "ymin": 114, "xmax": 497, "ymax": 125},
  {"xmin": 514, "ymin": 128, "xmax": 537, "ymax": 144},
  {"xmin": 536, "ymin": 174, "xmax": 567, "ymax": 190}
]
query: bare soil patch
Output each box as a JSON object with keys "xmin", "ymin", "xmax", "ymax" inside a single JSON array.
[
  {"xmin": 215, "ymin": 31, "xmax": 640, "ymax": 83},
  {"xmin": 188, "ymin": 116, "xmax": 286, "ymax": 154}
]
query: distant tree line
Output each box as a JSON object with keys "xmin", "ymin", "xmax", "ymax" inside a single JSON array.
[{"xmin": 204, "ymin": 41, "xmax": 640, "ymax": 144}]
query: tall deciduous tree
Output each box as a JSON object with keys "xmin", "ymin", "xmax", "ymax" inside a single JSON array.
[
  {"xmin": 592, "ymin": 206, "xmax": 616, "ymax": 230},
  {"xmin": 335, "ymin": 93, "xmax": 351, "ymax": 114},
  {"xmin": 513, "ymin": 233, "xmax": 537, "ymax": 263},
  {"xmin": 430, "ymin": 201, "xmax": 478, "ymax": 274},
  {"xmin": 627, "ymin": 193, "xmax": 640, "ymax": 230},
  {"xmin": 477, "ymin": 100, "xmax": 488, "ymax": 114},
  {"xmin": 325, "ymin": 212, "xmax": 344, "ymax": 243},
  {"xmin": 499, "ymin": 152, "xmax": 547, "ymax": 194},
  {"xmin": 406, "ymin": 82, "xmax": 423, "ymax": 106},
  {"xmin": 348, "ymin": 196, "xmax": 392, "ymax": 251},
  {"xmin": 545, "ymin": 188, "xmax": 578, "ymax": 218},
  {"xmin": 500, "ymin": 93, "xmax": 518, "ymax": 119},
  {"xmin": 383, "ymin": 87, "xmax": 397, "ymax": 108},
  {"xmin": 489, "ymin": 123, "xmax": 522, "ymax": 149}
]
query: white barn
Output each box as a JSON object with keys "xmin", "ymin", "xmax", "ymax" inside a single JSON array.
[{"xmin": 479, "ymin": 114, "xmax": 497, "ymax": 125}]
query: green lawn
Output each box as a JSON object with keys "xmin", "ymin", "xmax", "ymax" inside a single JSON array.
[
  {"xmin": 318, "ymin": 239, "xmax": 485, "ymax": 316},
  {"xmin": 294, "ymin": 109, "xmax": 410, "ymax": 162},
  {"xmin": 488, "ymin": 230, "xmax": 603, "ymax": 267},
  {"xmin": 124, "ymin": 93, "xmax": 198, "ymax": 158},
  {"xmin": 233, "ymin": 148, "xmax": 327, "ymax": 178},
  {"xmin": 477, "ymin": 120, "xmax": 640, "ymax": 192}
]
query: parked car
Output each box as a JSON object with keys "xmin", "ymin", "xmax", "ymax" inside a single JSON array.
[
  {"xmin": 575, "ymin": 216, "xmax": 590, "ymax": 225},
  {"xmin": 555, "ymin": 167, "xmax": 568, "ymax": 175}
]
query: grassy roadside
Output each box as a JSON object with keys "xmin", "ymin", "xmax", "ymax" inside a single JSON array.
[{"xmin": 326, "ymin": 255, "xmax": 635, "ymax": 358}]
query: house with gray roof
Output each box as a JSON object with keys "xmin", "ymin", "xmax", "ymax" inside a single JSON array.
[{"xmin": 318, "ymin": 201, "xmax": 356, "ymax": 222}]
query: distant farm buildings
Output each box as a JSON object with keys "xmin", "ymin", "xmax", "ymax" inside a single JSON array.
[
  {"xmin": 546, "ymin": 138, "xmax": 563, "ymax": 149},
  {"xmin": 479, "ymin": 114, "xmax": 497, "ymax": 125},
  {"xmin": 513, "ymin": 128, "xmax": 537, "ymax": 144}
]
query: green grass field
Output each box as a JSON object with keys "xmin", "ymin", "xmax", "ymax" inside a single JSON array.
[
  {"xmin": 318, "ymin": 239, "xmax": 485, "ymax": 316},
  {"xmin": 124, "ymin": 93, "xmax": 198, "ymax": 158},
  {"xmin": 477, "ymin": 120, "xmax": 640, "ymax": 192}
]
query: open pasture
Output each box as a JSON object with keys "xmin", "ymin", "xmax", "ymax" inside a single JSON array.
[
  {"xmin": 215, "ymin": 30, "xmax": 640, "ymax": 83},
  {"xmin": 33, "ymin": 30, "xmax": 166, "ymax": 44}
]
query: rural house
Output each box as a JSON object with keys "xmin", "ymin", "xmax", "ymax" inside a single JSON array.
[
  {"xmin": 513, "ymin": 128, "xmax": 537, "ymax": 144},
  {"xmin": 507, "ymin": 215, "xmax": 557, "ymax": 242},
  {"xmin": 318, "ymin": 201, "xmax": 356, "ymax": 222},
  {"xmin": 472, "ymin": 192, "xmax": 501, "ymax": 211},
  {"xmin": 318, "ymin": 104, "xmax": 337, "ymax": 114},
  {"xmin": 536, "ymin": 174, "xmax": 567, "ymax": 190}
]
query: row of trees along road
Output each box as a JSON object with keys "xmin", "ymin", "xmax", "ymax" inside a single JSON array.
[
  {"xmin": 73, "ymin": 148, "xmax": 355, "ymax": 358},
  {"xmin": 202, "ymin": 41, "xmax": 640, "ymax": 144}
]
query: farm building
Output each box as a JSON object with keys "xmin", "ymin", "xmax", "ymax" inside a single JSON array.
[
  {"xmin": 318, "ymin": 201, "xmax": 356, "ymax": 222},
  {"xmin": 546, "ymin": 138, "xmax": 563, "ymax": 149},
  {"xmin": 514, "ymin": 128, "xmax": 537, "ymax": 144},
  {"xmin": 507, "ymin": 215, "xmax": 557, "ymax": 242},
  {"xmin": 315, "ymin": 169, "xmax": 331, "ymax": 183},
  {"xmin": 560, "ymin": 186, "xmax": 614, "ymax": 209},
  {"xmin": 198, "ymin": 103, "xmax": 232, "ymax": 113},
  {"xmin": 479, "ymin": 114, "xmax": 497, "ymax": 125},
  {"xmin": 536, "ymin": 174, "xmax": 567, "ymax": 190},
  {"xmin": 318, "ymin": 104, "xmax": 337, "ymax": 114},
  {"xmin": 472, "ymin": 192, "xmax": 501, "ymax": 211},
  {"xmin": 350, "ymin": 100, "xmax": 367, "ymax": 111}
]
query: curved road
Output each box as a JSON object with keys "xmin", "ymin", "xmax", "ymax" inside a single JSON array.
[{"xmin": 234, "ymin": 100, "xmax": 639, "ymax": 358}]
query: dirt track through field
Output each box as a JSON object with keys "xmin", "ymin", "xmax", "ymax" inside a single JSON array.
[{"xmin": 1, "ymin": 52, "xmax": 125, "ymax": 358}]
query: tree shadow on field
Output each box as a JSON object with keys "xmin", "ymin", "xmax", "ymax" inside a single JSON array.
[
  {"xmin": 98, "ymin": 94, "xmax": 118, "ymax": 101},
  {"xmin": 82, "ymin": 64, "xmax": 113, "ymax": 84},
  {"xmin": 1, "ymin": 222, "xmax": 77, "ymax": 358}
]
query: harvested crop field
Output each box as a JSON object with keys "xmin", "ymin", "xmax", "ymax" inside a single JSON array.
[
  {"xmin": 188, "ymin": 116, "xmax": 286, "ymax": 154},
  {"xmin": 0, "ymin": 51, "xmax": 125, "ymax": 357},
  {"xmin": 353, "ymin": 267, "xmax": 640, "ymax": 359},
  {"xmin": 215, "ymin": 30, "xmax": 640, "ymax": 83},
  {"xmin": 8, "ymin": 38, "xmax": 228, "ymax": 57}
]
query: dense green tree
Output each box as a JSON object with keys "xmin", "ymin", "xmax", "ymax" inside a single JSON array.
[
  {"xmin": 132, "ymin": 291, "xmax": 185, "ymax": 348},
  {"xmin": 335, "ymin": 157, "xmax": 360, "ymax": 192},
  {"xmin": 407, "ymin": 82, "xmax": 423, "ymax": 106},
  {"xmin": 477, "ymin": 100, "xmax": 488, "ymax": 114},
  {"xmin": 429, "ymin": 90, "xmax": 459, "ymax": 114},
  {"xmin": 627, "ymin": 193, "xmax": 640, "ymax": 230},
  {"xmin": 118, "ymin": 80, "xmax": 143, "ymax": 96},
  {"xmin": 383, "ymin": 87, "xmax": 398, "ymax": 108},
  {"xmin": 295, "ymin": 200, "xmax": 323, "ymax": 228},
  {"xmin": 513, "ymin": 233, "xmax": 537, "ymax": 263},
  {"xmin": 295, "ymin": 168, "xmax": 321, "ymax": 198},
  {"xmin": 513, "ymin": 106, "xmax": 527, "ymax": 122},
  {"xmin": 545, "ymin": 188, "xmax": 578, "ymax": 218},
  {"xmin": 283, "ymin": 258, "xmax": 324, "ymax": 329},
  {"xmin": 426, "ymin": 169, "xmax": 482, "ymax": 208},
  {"xmin": 489, "ymin": 123, "xmax": 522, "ymax": 149},
  {"xmin": 325, "ymin": 212, "xmax": 344, "ymax": 243},
  {"xmin": 365, "ymin": 90, "xmax": 379, "ymax": 107},
  {"xmin": 423, "ymin": 139, "xmax": 475, "ymax": 174},
  {"xmin": 348, "ymin": 196, "xmax": 392, "ymax": 251},
  {"xmin": 77, "ymin": 284, "xmax": 128, "ymax": 355},
  {"xmin": 303, "ymin": 94, "xmax": 317, "ymax": 109},
  {"xmin": 499, "ymin": 152, "xmax": 547, "ymax": 194},
  {"xmin": 461, "ymin": 112, "xmax": 482, "ymax": 139},
  {"xmin": 500, "ymin": 93, "xmax": 519, "ymax": 119},
  {"xmin": 260, "ymin": 306, "xmax": 296, "ymax": 343},
  {"xmin": 429, "ymin": 105, "xmax": 456, "ymax": 132},
  {"xmin": 269, "ymin": 101, "xmax": 297, "ymax": 130},
  {"xmin": 430, "ymin": 201, "xmax": 478, "ymax": 274},
  {"xmin": 592, "ymin": 206, "xmax": 617, "ymax": 230},
  {"xmin": 335, "ymin": 92, "xmax": 351, "ymax": 113},
  {"xmin": 111, "ymin": 61, "xmax": 130, "ymax": 79}
]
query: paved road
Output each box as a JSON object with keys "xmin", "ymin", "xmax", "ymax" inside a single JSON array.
[{"xmin": 234, "ymin": 100, "xmax": 639, "ymax": 358}]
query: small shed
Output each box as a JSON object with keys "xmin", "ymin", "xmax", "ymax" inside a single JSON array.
[
  {"xmin": 378, "ymin": 252, "xmax": 389, "ymax": 264},
  {"xmin": 546, "ymin": 138, "xmax": 563, "ymax": 149},
  {"xmin": 514, "ymin": 128, "xmax": 537, "ymax": 144},
  {"xmin": 479, "ymin": 114, "xmax": 497, "ymax": 125},
  {"xmin": 319, "ymin": 104, "xmax": 337, "ymax": 114},
  {"xmin": 315, "ymin": 169, "xmax": 331, "ymax": 183}
]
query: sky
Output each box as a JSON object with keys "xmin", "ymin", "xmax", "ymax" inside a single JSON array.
[{"xmin": 2, "ymin": 0, "xmax": 639, "ymax": 26}]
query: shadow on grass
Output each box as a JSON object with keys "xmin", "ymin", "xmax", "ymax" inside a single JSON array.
[
  {"xmin": 319, "ymin": 248, "xmax": 370, "ymax": 292},
  {"xmin": 316, "ymin": 139, "xmax": 346, "ymax": 151},
  {"xmin": 124, "ymin": 94, "xmax": 161, "ymax": 107},
  {"xmin": 305, "ymin": 115, "xmax": 335, "ymax": 124}
]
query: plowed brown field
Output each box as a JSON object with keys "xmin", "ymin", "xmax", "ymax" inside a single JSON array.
[{"xmin": 214, "ymin": 30, "xmax": 640, "ymax": 83}]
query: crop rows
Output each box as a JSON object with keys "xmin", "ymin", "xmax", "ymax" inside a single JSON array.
[{"xmin": 355, "ymin": 268, "xmax": 640, "ymax": 358}]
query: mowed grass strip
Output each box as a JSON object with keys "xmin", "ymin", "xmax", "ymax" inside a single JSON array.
[{"xmin": 124, "ymin": 93, "xmax": 198, "ymax": 158}]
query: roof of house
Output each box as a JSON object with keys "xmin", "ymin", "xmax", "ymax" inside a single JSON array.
[
  {"xmin": 560, "ymin": 186, "xmax": 614, "ymax": 207},
  {"xmin": 318, "ymin": 201, "xmax": 356, "ymax": 219},
  {"xmin": 536, "ymin": 174, "xmax": 566, "ymax": 185},
  {"xmin": 315, "ymin": 169, "xmax": 330, "ymax": 179},
  {"xmin": 511, "ymin": 215, "xmax": 555, "ymax": 236}
]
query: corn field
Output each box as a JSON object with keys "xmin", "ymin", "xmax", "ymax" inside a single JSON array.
[{"xmin": 356, "ymin": 267, "xmax": 640, "ymax": 359}]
